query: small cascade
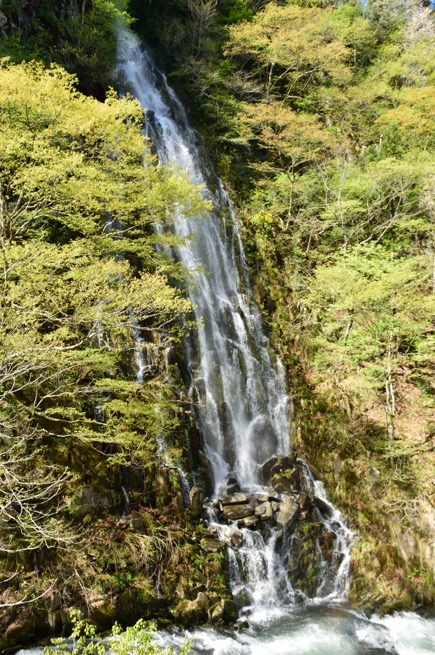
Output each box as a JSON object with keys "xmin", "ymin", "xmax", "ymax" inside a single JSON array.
[
  {"xmin": 230, "ymin": 529, "xmax": 296, "ymax": 617},
  {"xmin": 120, "ymin": 466, "xmax": 130, "ymax": 517},
  {"xmin": 128, "ymin": 309, "xmax": 147, "ymax": 384},
  {"xmin": 310, "ymin": 479, "xmax": 353, "ymax": 601},
  {"xmin": 116, "ymin": 26, "xmax": 353, "ymax": 616}
]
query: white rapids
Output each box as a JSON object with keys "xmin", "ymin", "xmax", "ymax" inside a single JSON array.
[{"xmin": 17, "ymin": 610, "xmax": 435, "ymax": 655}]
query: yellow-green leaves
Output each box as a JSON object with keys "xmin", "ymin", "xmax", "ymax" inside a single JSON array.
[
  {"xmin": 0, "ymin": 57, "xmax": 203, "ymax": 558},
  {"xmin": 226, "ymin": 3, "xmax": 352, "ymax": 100},
  {"xmin": 303, "ymin": 246, "xmax": 435, "ymax": 422}
]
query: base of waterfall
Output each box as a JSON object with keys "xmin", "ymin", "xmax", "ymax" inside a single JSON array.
[{"xmin": 190, "ymin": 453, "xmax": 353, "ymax": 613}]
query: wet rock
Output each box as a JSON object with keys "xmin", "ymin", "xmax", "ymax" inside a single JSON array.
[
  {"xmin": 270, "ymin": 473, "xmax": 294, "ymax": 494},
  {"xmin": 255, "ymin": 493, "xmax": 269, "ymax": 503},
  {"xmin": 1, "ymin": 618, "xmax": 38, "ymax": 649},
  {"xmin": 209, "ymin": 598, "xmax": 237, "ymax": 624},
  {"xmin": 276, "ymin": 495, "xmax": 299, "ymax": 528},
  {"xmin": 222, "ymin": 504, "xmax": 254, "ymax": 520},
  {"xmin": 271, "ymin": 467, "xmax": 300, "ymax": 494},
  {"xmin": 312, "ymin": 495, "xmax": 333, "ymax": 517},
  {"xmin": 249, "ymin": 417, "xmax": 279, "ymax": 465},
  {"xmin": 242, "ymin": 515, "xmax": 259, "ymax": 528},
  {"xmin": 228, "ymin": 526, "xmax": 244, "ymax": 547},
  {"xmin": 200, "ymin": 536, "xmax": 226, "ymax": 552},
  {"xmin": 231, "ymin": 584, "xmax": 251, "ymax": 608},
  {"xmin": 248, "ymin": 495, "xmax": 259, "ymax": 507},
  {"xmin": 259, "ymin": 454, "xmax": 297, "ymax": 485},
  {"xmin": 221, "ymin": 474, "xmax": 241, "ymax": 496},
  {"xmin": 254, "ymin": 501, "xmax": 273, "ymax": 520},
  {"xmin": 189, "ymin": 486, "xmax": 204, "ymax": 517},
  {"xmin": 221, "ymin": 493, "xmax": 248, "ymax": 506}
]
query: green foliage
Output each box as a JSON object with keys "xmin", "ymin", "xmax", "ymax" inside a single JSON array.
[
  {"xmin": 304, "ymin": 246, "xmax": 434, "ymax": 391},
  {"xmin": 0, "ymin": 58, "xmax": 206, "ymax": 557},
  {"xmin": 44, "ymin": 611, "xmax": 191, "ymax": 655},
  {"xmin": 58, "ymin": 0, "xmax": 132, "ymax": 94},
  {"xmin": 0, "ymin": 0, "xmax": 131, "ymax": 93}
]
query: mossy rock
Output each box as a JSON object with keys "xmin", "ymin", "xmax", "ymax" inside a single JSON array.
[
  {"xmin": 89, "ymin": 602, "xmax": 116, "ymax": 631},
  {"xmin": 174, "ymin": 599, "xmax": 208, "ymax": 626},
  {"xmin": 0, "ymin": 618, "xmax": 38, "ymax": 650}
]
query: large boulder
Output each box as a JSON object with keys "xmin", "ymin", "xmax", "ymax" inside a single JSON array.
[
  {"xmin": 254, "ymin": 501, "xmax": 273, "ymax": 520},
  {"xmin": 200, "ymin": 535, "xmax": 226, "ymax": 551},
  {"xmin": 276, "ymin": 496, "xmax": 299, "ymax": 528},
  {"xmin": 259, "ymin": 454, "xmax": 297, "ymax": 485},
  {"xmin": 189, "ymin": 486, "xmax": 204, "ymax": 517},
  {"xmin": 220, "ymin": 474, "xmax": 241, "ymax": 496},
  {"xmin": 221, "ymin": 493, "xmax": 248, "ymax": 506},
  {"xmin": 222, "ymin": 504, "xmax": 254, "ymax": 520},
  {"xmin": 209, "ymin": 598, "xmax": 237, "ymax": 624}
]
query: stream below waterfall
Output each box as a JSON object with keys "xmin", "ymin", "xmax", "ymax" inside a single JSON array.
[{"xmin": 17, "ymin": 609, "xmax": 435, "ymax": 655}]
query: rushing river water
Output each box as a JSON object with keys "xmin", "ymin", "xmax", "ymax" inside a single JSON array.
[{"xmin": 17, "ymin": 609, "xmax": 435, "ymax": 655}]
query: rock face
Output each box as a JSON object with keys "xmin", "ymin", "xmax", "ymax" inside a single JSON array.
[
  {"xmin": 72, "ymin": 486, "xmax": 116, "ymax": 518},
  {"xmin": 0, "ymin": 0, "xmax": 80, "ymax": 36},
  {"xmin": 276, "ymin": 496, "xmax": 299, "ymax": 527},
  {"xmin": 189, "ymin": 486, "xmax": 204, "ymax": 517},
  {"xmin": 222, "ymin": 504, "xmax": 254, "ymax": 520}
]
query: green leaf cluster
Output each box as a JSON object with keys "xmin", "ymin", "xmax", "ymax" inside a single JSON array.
[
  {"xmin": 0, "ymin": 58, "xmax": 205, "ymax": 556},
  {"xmin": 44, "ymin": 611, "xmax": 191, "ymax": 655}
]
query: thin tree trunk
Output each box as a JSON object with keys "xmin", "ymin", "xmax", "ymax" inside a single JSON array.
[{"xmin": 385, "ymin": 331, "xmax": 395, "ymax": 439}]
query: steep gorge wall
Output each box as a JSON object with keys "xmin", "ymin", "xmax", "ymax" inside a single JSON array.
[{"xmin": 0, "ymin": 0, "xmax": 80, "ymax": 36}]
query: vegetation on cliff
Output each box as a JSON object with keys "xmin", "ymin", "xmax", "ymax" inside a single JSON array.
[
  {"xmin": 0, "ymin": 35, "xmax": 231, "ymax": 651},
  {"xmin": 1, "ymin": 0, "xmax": 435, "ymax": 650},
  {"xmin": 135, "ymin": 0, "xmax": 435, "ymax": 608},
  {"xmin": 0, "ymin": 0, "xmax": 130, "ymax": 94}
]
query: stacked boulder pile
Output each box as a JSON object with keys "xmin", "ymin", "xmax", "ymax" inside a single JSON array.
[
  {"xmin": 198, "ymin": 453, "xmax": 333, "ymax": 537},
  {"xmin": 191, "ymin": 453, "xmax": 343, "ymax": 598}
]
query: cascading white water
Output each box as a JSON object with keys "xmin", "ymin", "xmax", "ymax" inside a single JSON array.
[
  {"xmin": 115, "ymin": 26, "xmax": 353, "ymax": 611},
  {"xmin": 116, "ymin": 28, "xmax": 289, "ymax": 492}
]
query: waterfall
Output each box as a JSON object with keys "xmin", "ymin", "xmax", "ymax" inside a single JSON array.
[
  {"xmin": 116, "ymin": 29, "xmax": 289, "ymax": 492},
  {"xmin": 115, "ymin": 26, "xmax": 353, "ymax": 611}
]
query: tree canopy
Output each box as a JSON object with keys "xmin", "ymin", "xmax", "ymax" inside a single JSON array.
[{"xmin": 0, "ymin": 58, "xmax": 205, "ymax": 557}]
